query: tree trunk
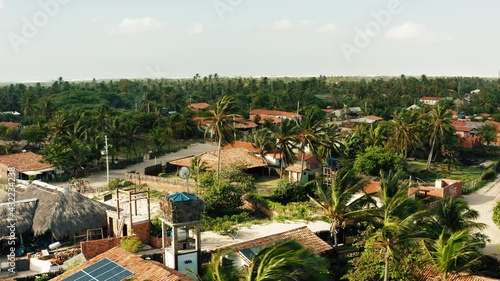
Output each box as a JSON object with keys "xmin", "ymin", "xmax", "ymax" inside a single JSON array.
[
  {"xmin": 300, "ymin": 148, "xmax": 305, "ymax": 184},
  {"xmin": 331, "ymin": 222, "xmax": 338, "ymax": 248},
  {"xmin": 384, "ymin": 250, "xmax": 389, "ymax": 281},
  {"xmin": 280, "ymin": 148, "xmax": 284, "ymax": 178},
  {"xmin": 217, "ymin": 137, "xmax": 222, "ymax": 181},
  {"xmin": 426, "ymin": 136, "xmax": 437, "ymax": 170}
]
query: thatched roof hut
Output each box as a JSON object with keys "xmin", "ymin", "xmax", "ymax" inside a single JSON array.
[
  {"xmin": 0, "ymin": 199, "xmax": 37, "ymax": 237},
  {"xmin": 1, "ymin": 181, "xmax": 114, "ymax": 240}
]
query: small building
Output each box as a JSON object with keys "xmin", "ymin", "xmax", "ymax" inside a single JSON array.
[
  {"xmin": 234, "ymin": 116, "xmax": 258, "ymax": 135},
  {"xmin": 0, "ymin": 151, "xmax": 55, "ymax": 182},
  {"xmin": 188, "ymin": 102, "xmax": 210, "ymax": 111},
  {"xmin": 169, "ymin": 148, "xmax": 268, "ymax": 173},
  {"xmin": 0, "ymin": 121, "xmax": 22, "ymax": 129},
  {"xmin": 408, "ymin": 179, "xmax": 463, "ymax": 199},
  {"xmin": 209, "ymin": 226, "xmax": 332, "ymax": 270},
  {"xmin": 350, "ymin": 115, "xmax": 383, "ymax": 124},
  {"xmin": 250, "ymin": 109, "xmax": 301, "ymax": 125},
  {"xmin": 406, "ymin": 104, "xmax": 421, "ymax": 110},
  {"xmin": 51, "ymin": 246, "xmax": 194, "ymax": 281},
  {"xmin": 285, "ymin": 154, "xmax": 321, "ymax": 184},
  {"xmin": 420, "ymin": 96, "xmax": 441, "ymax": 106}
]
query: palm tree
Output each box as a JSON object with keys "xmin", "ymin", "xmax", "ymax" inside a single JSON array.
[
  {"xmin": 203, "ymin": 95, "xmax": 236, "ymax": 180},
  {"xmin": 427, "ymin": 196, "xmax": 485, "ymax": 235},
  {"xmin": 253, "ymin": 128, "xmax": 274, "ymax": 157},
  {"xmin": 477, "ymin": 123, "xmax": 497, "ymax": 146},
  {"xmin": 386, "ymin": 109, "xmax": 422, "ymax": 158},
  {"xmin": 367, "ymin": 171, "xmax": 425, "ymax": 281},
  {"xmin": 200, "ymin": 240, "xmax": 329, "ymax": 281},
  {"xmin": 309, "ymin": 170, "xmax": 370, "ymax": 247},
  {"xmin": 243, "ymin": 240, "xmax": 329, "ymax": 281},
  {"xmin": 296, "ymin": 107, "xmax": 324, "ymax": 178},
  {"xmin": 424, "ymin": 229, "xmax": 482, "ymax": 280},
  {"xmin": 273, "ymin": 119, "xmax": 298, "ymax": 176},
  {"xmin": 426, "ymin": 104, "xmax": 453, "ymax": 169},
  {"xmin": 316, "ymin": 124, "xmax": 343, "ymax": 160}
]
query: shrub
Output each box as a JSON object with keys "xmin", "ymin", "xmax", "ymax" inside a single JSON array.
[
  {"xmin": 120, "ymin": 236, "xmax": 142, "ymax": 253},
  {"xmin": 482, "ymin": 168, "xmax": 497, "ymax": 181},
  {"xmin": 203, "ymin": 181, "xmax": 245, "ymax": 217},
  {"xmin": 107, "ymin": 178, "xmax": 133, "ymax": 190},
  {"xmin": 493, "ymin": 202, "xmax": 500, "ymax": 228},
  {"xmin": 270, "ymin": 180, "xmax": 313, "ymax": 204},
  {"xmin": 354, "ymin": 146, "xmax": 407, "ymax": 177}
]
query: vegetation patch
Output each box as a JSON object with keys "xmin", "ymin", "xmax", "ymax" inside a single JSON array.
[{"xmin": 493, "ymin": 202, "xmax": 500, "ymax": 228}]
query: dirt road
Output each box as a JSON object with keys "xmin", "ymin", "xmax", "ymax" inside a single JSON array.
[
  {"xmin": 72, "ymin": 142, "xmax": 218, "ymax": 190},
  {"xmin": 463, "ymin": 176, "xmax": 500, "ymax": 257}
]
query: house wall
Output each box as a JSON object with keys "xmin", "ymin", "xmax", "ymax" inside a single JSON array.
[
  {"xmin": 81, "ymin": 237, "xmax": 121, "ymax": 259},
  {"xmin": 132, "ymin": 221, "xmax": 150, "ymax": 243},
  {"xmin": 0, "ymin": 163, "xmax": 21, "ymax": 183}
]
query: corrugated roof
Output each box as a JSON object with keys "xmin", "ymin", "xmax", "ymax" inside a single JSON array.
[{"xmin": 51, "ymin": 246, "xmax": 194, "ymax": 281}]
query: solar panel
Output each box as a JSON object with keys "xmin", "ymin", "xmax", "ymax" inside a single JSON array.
[{"xmin": 63, "ymin": 258, "xmax": 133, "ymax": 281}]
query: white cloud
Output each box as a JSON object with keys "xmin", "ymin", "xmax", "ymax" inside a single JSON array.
[
  {"xmin": 188, "ymin": 23, "xmax": 204, "ymax": 34},
  {"xmin": 317, "ymin": 23, "xmax": 336, "ymax": 32},
  {"xmin": 265, "ymin": 20, "xmax": 311, "ymax": 32},
  {"xmin": 385, "ymin": 22, "xmax": 452, "ymax": 42},
  {"xmin": 117, "ymin": 17, "xmax": 167, "ymax": 33}
]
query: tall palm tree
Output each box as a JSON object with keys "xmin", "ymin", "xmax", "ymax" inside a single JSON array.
[
  {"xmin": 243, "ymin": 240, "xmax": 329, "ymax": 281},
  {"xmin": 386, "ymin": 109, "xmax": 422, "ymax": 158},
  {"xmin": 203, "ymin": 95, "xmax": 236, "ymax": 180},
  {"xmin": 253, "ymin": 128, "xmax": 274, "ymax": 157},
  {"xmin": 316, "ymin": 124, "xmax": 343, "ymax": 160},
  {"xmin": 424, "ymin": 229, "xmax": 482, "ymax": 280},
  {"xmin": 273, "ymin": 119, "xmax": 298, "ymax": 176},
  {"xmin": 367, "ymin": 171, "xmax": 425, "ymax": 281},
  {"xmin": 199, "ymin": 240, "xmax": 329, "ymax": 281},
  {"xmin": 309, "ymin": 170, "xmax": 370, "ymax": 247},
  {"xmin": 426, "ymin": 104, "xmax": 453, "ymax": 169},
  {"xmin": 296, "ymin": 107, "xmax": 324, "ymax": 178}
]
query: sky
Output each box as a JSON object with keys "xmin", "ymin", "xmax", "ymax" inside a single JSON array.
[{"xmin": 0, "ymin": 0, "xmax": 499, "ymax": 82}]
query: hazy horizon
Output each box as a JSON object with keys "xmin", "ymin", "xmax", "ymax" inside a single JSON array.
[{"xmin": 1, "ymin": 0, "xmax": 500, "ymax": 83}]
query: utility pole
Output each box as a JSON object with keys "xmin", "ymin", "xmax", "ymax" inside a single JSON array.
[{"xmin": 105, "ymin": 135, "xmax": 109, "ymax": 185}]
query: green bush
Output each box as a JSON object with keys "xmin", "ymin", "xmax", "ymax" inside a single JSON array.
[
  {"xmin": 202, "ymin": 213, "xmax": 250, "ymax": 236},
  {"xmin": 203, "ymin": 180, "xmax": 245, "ymax": 217},
  {"xmin": 270, "ymin": 180, "xmax": 314, "ymax": 204},
  {"xmin": 493, "ymin": 202, "xmax": 500, "ymax": 228},
  {"xmin": 35, "ymin": 274, "xmax": 50, "ymax": 281},
  {"xmin": 482, "ymin": 168, "xmax": 497, "ymax": 181},
  {"xmin": 120, "ymin": 236, "xmax": 142, "ymax": 253},
  {"xmin": 354, "ymin": 146, "xmax": 407, "ymax": 177},
  {"xmin": 107, "ymin": 178, "xmax": 134, "ymax": 190}
]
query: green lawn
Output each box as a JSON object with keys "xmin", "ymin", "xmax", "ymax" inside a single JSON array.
[
  {"xmin": 255, "ymin": 176, "xmax": 281, "ymax": 196},
  {"xmin": 408, "ymin": 160, "xmax": 493, "ymax": 184}
]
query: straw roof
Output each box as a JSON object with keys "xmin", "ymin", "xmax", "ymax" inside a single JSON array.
[
  {"xmin": 7, "ymin": 182, "xmax": 114, "ymax": 239},
  {"xmin": 170, "ymin": 148, "xmax": 268, "ymax": 170},
  {"xmin": 0, "ymin": 199, "xmax": 37, "ymax": 236}
]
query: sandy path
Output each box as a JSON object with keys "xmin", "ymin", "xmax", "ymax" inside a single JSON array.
[{"xmin": 463, "ymin": 176, "xmax": 500, "ymax": 257}]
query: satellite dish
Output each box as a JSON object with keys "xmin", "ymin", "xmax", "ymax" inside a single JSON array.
[
  {"xmin": 179, "ymin": 167, "xmax": 190, "ymax": 179},
  {"xmin": 179, "ymin": 167, "xmax": 191, "ymax": 193}
]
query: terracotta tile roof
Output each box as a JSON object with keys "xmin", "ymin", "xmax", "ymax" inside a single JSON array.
[
  {"xmin": 323, "ymin": 109, "xmax": 335, "ymax": 113},
  {"xmin": 0, "ymin": 121, "xmax": 21, "ymax": 128},
  {"xmin": 223, "ymin": 141, "xmax": 260, "ymax": 153},
  {"xmin": 234, "ymin": 117, "xmax": 258, "ymax": 129},
  {"xmin": 285, "ymin": 165, "xmax": 308, "ymax": 173},
  {"xmin": 250, "ymin": 109, "xmax": 301, "ymax": 119},
  {"xmin": 0, "ymin": 152, "xmax": 53, "ymax": 172},
  {"xmin": 211, "ymin": 226, "xmax": 332, "ymax": 257},
  {"xmin": 192, "ymin": 116, "xmax": 211, "ymax": 126},
  {"xmin": 51, "ymin": 246, "xmax": 194, "ymax": 281},
  {"xmin": 364, "ymin": 115, "xmax": 383, "ymax": 121},
  {"xmin": 455, "ymin": 126, "xmax": 473, "ymax": 132},
  {"xmin": 170, "ymin": 148, "xmax": 267, "ymax": 170},
  {"xmin": 188, "ymin": 102, "xmax": 210, "ymax": 110},
  {"xmin": 417, "ymin": 265, "xmax": 500, "ymax": 281},
  {"xmin": 420, "ymin": 96, "xmax": 441, "ymax": 101},
  {"xmin": 362, "ymin": 181, "xmax": 380, "ymax": 194}
]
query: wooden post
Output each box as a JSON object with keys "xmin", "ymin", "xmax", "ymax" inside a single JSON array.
[
  {"xmin": 116, "ymin": 189, "xmax": 120, "ymax": 220},
  {"xmin": 147, "ymin": 187, "xmax": 151, "ymax": 224},
  {"xmin": 129, "ymin": 192, "xmax": 133, "ymax": 231}
]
